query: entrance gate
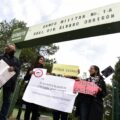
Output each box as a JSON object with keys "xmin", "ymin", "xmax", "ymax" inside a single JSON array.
[{"xmin": 10, "ymin": 3, "xmax": 120, "ymax": 120}]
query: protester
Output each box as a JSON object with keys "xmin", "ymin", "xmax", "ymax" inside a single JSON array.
[
  {"xmin": 0, "ymin": 43, "xmax": 21, "ymax": 120},
  {"xmin": 76, "ymin": 65, "xmax": 107, "ymax": 120},
  {"xmin": 53, "ymin": 110, "xmax": 68, "ymax": 120},
  {"xmin": 24, "ymin": 55, "xmax": 45, "ymax": 120},
  {"xmin": 53, "ymin": 76, "xmax": 78, "ymax": 120}
]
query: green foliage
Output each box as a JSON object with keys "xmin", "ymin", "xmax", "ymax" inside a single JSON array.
[
  {"xmin": 8, "ymin": 79, "xmax": 23, "ymax": 117},
  {"xmin": 112, "ymin": 60, "xmax": 120, "ymax": 120},
  {"xmin": 20, "ymin": 47, "xmax": 39, "ymax": 64},
  {"xmin": 45, "ymin": 58, "xmax": 56, "ymax": 73},
  {"xmin": 0, "ymin": 18, "xmax": 59, "ymax": 66},
  {"xmin": 20, "ymin": 44, "xmax": 59, "ymax": 65},
  {"xmin": 0, "ymin": 18, "xmax": 59, "ymax": 117},
  {"xmin": 0, "ymin": 89, "xmax": 3, "ymax": 109},
  {"xmin": 103, "ymin": 85, "xmax": 112, "ymax": 120},
  {"xmin": 39, "ymin": 45, "xmax": 59, "ymax": 56},
  {"xmin": 68, "ymin": 113, "xmax": 79, "ymax": 120},
  {"xmin": 113, "ymin": 60, "xmax": 120, "ymax": 83},
  {"xmin": 0, "ymin": 19, "xmax": 26, "ymax": 53}
]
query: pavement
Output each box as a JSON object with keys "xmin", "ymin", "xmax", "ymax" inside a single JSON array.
[
  {"xmin": 9, "ymin": 108, "xmax": 52, "ymax": 120},
  {"xmin": 40, "ymin": 115, "xmax": 51, "ymax": 120},
  {"xmin": 9, "ymin": 115, "xmax": 52, "ymax": 120}
]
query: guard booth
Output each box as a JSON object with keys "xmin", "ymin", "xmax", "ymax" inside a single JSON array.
[{"xmin": 9, "ymin": 2, "xmax": 120, "ymax": 120}]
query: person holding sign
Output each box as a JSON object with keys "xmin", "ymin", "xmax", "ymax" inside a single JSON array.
[
  {"xmin": 0, "ymin": 43, "xmax": 20, "ymax": 120},
  {"xmin": 52, "ymin": 67, "xmax": 79, "ymax": 120},
  {"xmin": 53, "ymin": 75, "xmax": 79, "ymax": 120},
  {"xmin": 76, "ymin": 65, "xmax": 107, "ymax": 120},
  {"xmin": 24, "ymin": 55, "xmax": 45, "ymax": 120}
]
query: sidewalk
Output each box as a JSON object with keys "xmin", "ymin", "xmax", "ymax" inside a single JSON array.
[
  {"xmin": 40, "ymin": 115, "xmax": 51, "ymax": 120},
  {"xmin": 9, "ymin": 109, "xmax": 52, "ymax": 120},
  {"xmin": 9, "ymin": 115, "xmax": 52, "ymax": 120}
]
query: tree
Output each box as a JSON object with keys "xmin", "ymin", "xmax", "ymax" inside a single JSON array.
[
  {"xmin": 112, "ymin": 60, "xmax": 120, "ymax": 120},
  {"xmin": 113, "ymin": 60, "xmax": 120, "ymax": 83},
  {"xmin": 0, "ymin": 19, "xmax": 59, "ymax": 117},
  {"xmin": 0, "ymin": 19, "xmax": 27, "ymax": 110},
  {"xmin": 0, "ymin": 19, "xmax": 59, "ymax": 70},
  {"xmin": 104, "ymin": 85, "xmax": 112, "ymax": 120},
  {"xmin": 20, "ymin": 45, "xmax": 59, "ymax": 65},
  {"xmin": 0, "ymin": 19, "xmax": 26, "ymax": 53},
  {"xmin": 45, "ymin": 58, "xmax": 57, "ymax": 73}
]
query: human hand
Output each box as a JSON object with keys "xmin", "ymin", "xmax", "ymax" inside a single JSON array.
[
  {"xmin": 29, "ymin": 70, "xmax": 34, "ymax": 75},
  {"xmin": 8, "ymin": 66, "xmax": 15, "ymax": 72}
]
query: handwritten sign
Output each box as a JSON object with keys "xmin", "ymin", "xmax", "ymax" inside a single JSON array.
[
  {"xmin": 74, "ymin": 80, "xmax": 101, "ymax": 96},
  {"xmin": 23, "ymin": 68, "xmax": 77, "ymax": 113},
  {"xmin": 52, "ymin": 64, "xmax": 79, "ymax": 77},
  {"xmin": 0, "ymin": 60, "xmax": 16, "ymax": 88}
]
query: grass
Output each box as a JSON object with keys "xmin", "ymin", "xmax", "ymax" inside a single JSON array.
[{"xmin": 0, "ymin": 89, "xmax": 3, "ymax": 108}]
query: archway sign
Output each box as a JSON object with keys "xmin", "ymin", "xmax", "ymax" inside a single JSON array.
[{"xmin": 11, "ymin": 3, "xmax": 120, "ymax": 48}]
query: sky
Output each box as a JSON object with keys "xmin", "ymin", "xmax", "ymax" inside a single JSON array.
[{"xmin": 0, "ymin": 0, "xmax": 120, "ymax": 84}]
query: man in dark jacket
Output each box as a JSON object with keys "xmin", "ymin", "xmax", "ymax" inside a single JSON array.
[{"xmin": 0, "ymin": 43, "xmax": 21, "ymax": 120}]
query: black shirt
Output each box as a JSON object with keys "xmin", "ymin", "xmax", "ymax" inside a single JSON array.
[{"xmin": 0, "ymin": 53, "xmax": 21, "ymax": 92}]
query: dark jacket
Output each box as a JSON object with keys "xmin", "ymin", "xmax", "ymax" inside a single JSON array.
[
  {"xmin": 77, "ymin": 76, "xmax": 107, "ymax": 103},
  {"xmin": 87, "ymin": 76, "xmax": 107, "ymax": 120},
  {"xmin": 75, "ymin": 76, "xmax": 107, "ymax": 117},
  {"xmin": 24, "ymin": 64, "xmax": 44, "ymax": 81},
  {"xmin": 88, "ymin": 76, "xmax": 107, "ymax": 103},
  {"xmin": 0, "ymin": 53, "xmax": 21, "ymax": 92}
]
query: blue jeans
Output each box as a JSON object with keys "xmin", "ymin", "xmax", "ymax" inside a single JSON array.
[{"xmin": 0, "ymin": 87, "xmax": 12, "ymax": 120}]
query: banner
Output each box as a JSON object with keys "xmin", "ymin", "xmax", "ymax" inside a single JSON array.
[
  {"xmin": 52, "ymin": 64, "xmax": 79, "ymax": 77},
  {"xmin": 74, "ymin": 80, "xmax": 101, "ymax": 96},
  {"xmin": 0, "ymin": 60, "xmax": 16, "ymax": 88},
  {"xmin": 23, "ymin": 68, "xmax": 77, "ymax": 113}
]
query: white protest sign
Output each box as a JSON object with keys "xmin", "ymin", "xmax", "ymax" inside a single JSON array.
[
  {"xmin": 0, "ymin": 59, "xmax": 16, "ymax": 88},
  {"xmin": 23, "ymin": 68, "xmax": 77, "ymax": 113}
]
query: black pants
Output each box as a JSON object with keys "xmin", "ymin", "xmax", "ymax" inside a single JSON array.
[
  {"xmin": 0, "ymin": 87, "xmax": 12, "ymax": 120},
  {"xmin": 16, "ymin": 100, "xmax": 25, "ymax": 120},
  {"xmin": 79, "ymin": 101, "xmax": 103, "ymax": 120},
  {"xmin": 79, "ymin": 102, "xmax": 91, "ymax": 120},
  {"xmin": 89, "ymin": 102, "xmax": 103, "ymax": 120},
  {"xmin": 53, "ymin": 110, "xmax": 68, "ymax": 120},
  {"xmin": 24, "ymin": 103, "xmax": 39, "ymax": 120}
]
